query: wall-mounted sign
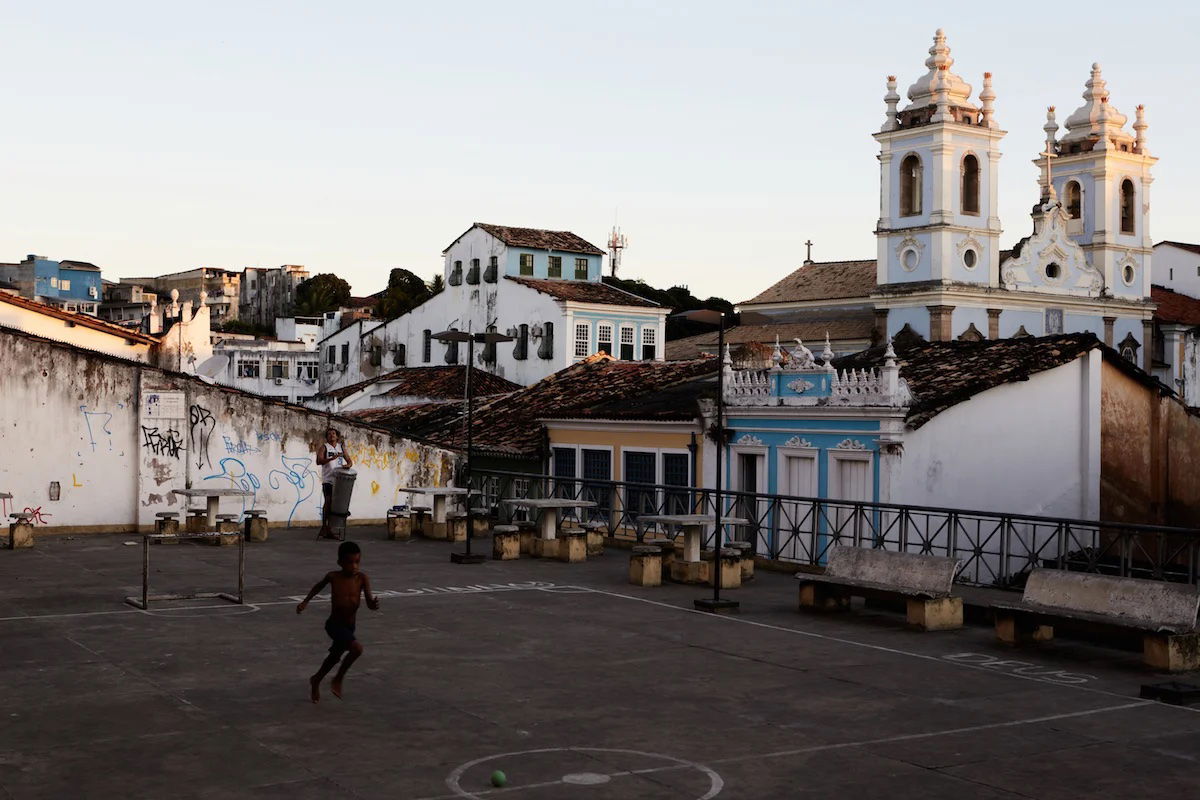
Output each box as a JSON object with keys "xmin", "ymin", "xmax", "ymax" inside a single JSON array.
[{"xmin": 144, "ymin": 391, "xmax": 186, "ymax": 420}]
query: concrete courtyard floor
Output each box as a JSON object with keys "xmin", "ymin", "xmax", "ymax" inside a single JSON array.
[{"xmin": 3, "ymin": 528, "xmax": 1200, "ymax": 799}]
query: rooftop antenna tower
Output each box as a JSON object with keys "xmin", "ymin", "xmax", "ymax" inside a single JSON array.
[{"xmin": 607, "ymin": 225, "xmax": 628, "ymax": 278}]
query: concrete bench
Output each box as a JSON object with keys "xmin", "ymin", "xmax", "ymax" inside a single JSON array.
[
  {"xmin": 727, "ymin": 541, "xmax": 755, "ymax": 581},
  {"xmin": 516, "ymin": 520, "xmax": 537, "ymax": 555},
  {"xmin": 629, "ymin": 545, "xmax": 662, "ymax": 587},
  {"xmin": 583, "ymin": 521, "xmax": 607, "ymax": 556},
  {"xmin": 557, "ymin": 528, "xmax": 587, "ymax": 563},
  {"xmin": 8, "ymin": 513, "xmax": 34, "ymax": 549},
  {"xmin": 243, "ymin": 509, "xmax": 269, "ymax": 543},
  {"xmin": 445, "ymin": 511, "xmax": 467, "ymax": 543},
  {"xmin": 648, "ymin": 538, "xmax": 676, "ymax": 582},
  {"xmin": 992, "ymin": 570, "xmax": 1200, "ymax": 672},
  {"xmin": 492, "ymin": 525, "xmax": 520, "ymax": 560},
  {"xmin": 154, "ymin": 511, "xmax": 181, "ymax": 539},
  {"xmin": 710, "ymin": 548, "xmax": 742, "ymax": 590},
  {"xmin": 797, "ymin": 548, "xmax": 963, "ymax": 631},
  {"xmin": 185, "ymin": 508, "xmax": 208, "ymax": 533}
]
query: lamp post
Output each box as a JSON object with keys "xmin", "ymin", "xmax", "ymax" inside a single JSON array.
[
  {"xmin": 433, "ymin": 327, "xmax": 514, "ymax": 565},
  {"xmin": 672, "ymin": 308, "xmax": 770, "ymax": 613}
]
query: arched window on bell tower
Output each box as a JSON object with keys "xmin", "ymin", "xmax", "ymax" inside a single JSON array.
[
  {"xmin": 961, "ymin": 154, "xmax": 980, "ymax": 215},
  {"xmin": 1120, "ymin": 179, "xmax": 1136, "ymax": 234},
  {"xmin": 900, "ymin": 154, "xmax": 922, "ymax": 217},
  {"xmin": 1065, "ymin": 181, "xmax": 1082, "ymax": 220}
]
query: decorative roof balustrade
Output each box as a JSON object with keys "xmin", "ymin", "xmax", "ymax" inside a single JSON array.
[{"xmin": 723, "ymin": 335, "xmax": 911, "ymax": 408}]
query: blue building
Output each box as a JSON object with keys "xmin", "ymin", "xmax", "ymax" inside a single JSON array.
[{"xmin": 0, "ymin": 254, "xmax": 102, "ymax": 315}]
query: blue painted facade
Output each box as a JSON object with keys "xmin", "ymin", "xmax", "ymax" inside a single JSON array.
[
  {"xmin": 507, "ymin": 248, "xmax": 602, "ymax": 281},
  {"xmin": 571, "ymin": 309, "xmax": 661, "ymax": 359},
  {"xmin": 30, "ymin": 257, "xmax": 101, "ymax": 302}
]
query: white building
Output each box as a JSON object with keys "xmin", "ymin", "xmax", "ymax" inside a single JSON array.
[
  {"xmin": 318, "ymin": 223, "xmax": 669, "ymax": 396},
  {"xmin": 208, "ymin": 333, "xmax": 320, "ymax": 404},
  {"xmin": 739, "ymin": 30, "xmax": 1158, "ymax": 370},
  {"xmin": 240, "ymin": 264, "xmax": 310, "ymax": 327},
  {"xmin": 1153, "ymin": 242, "xmax": 1200, "ymax": 298}
]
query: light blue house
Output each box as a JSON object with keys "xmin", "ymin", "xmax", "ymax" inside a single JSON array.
[{"xmin": 0, "ymin": 254, "xmax": 102, "ymax": 314}]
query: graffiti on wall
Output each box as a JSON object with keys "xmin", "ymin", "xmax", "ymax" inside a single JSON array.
[
  {"xmin": 203, "ymin": 457, "xmax": 261, "ymax": 517},
  {"xmin": 189, "ymin": 404, "xmax": 215, "ymax": 469},
  {"xmin": 80, "ymin": 406, "xmax": 114, "ymax": 453},
  {"xmin": 141, "ymin": 426, "xmax": 184, "ymax": 459},
  {"xmin": 222, "ymin": 436, "xmax": 261, "ymax": 455},
  {"xmin": 22, "ymin": 506, "xmax": 53, "ymax": 525},
  {"xmin": 269, "ymin": 454, "xmax": 320, "ymax": 527}
]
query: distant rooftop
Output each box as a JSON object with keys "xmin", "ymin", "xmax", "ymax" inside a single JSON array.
[{"xmin": 446, "ymin": 223, "xmax": 605, "ymax": 256}]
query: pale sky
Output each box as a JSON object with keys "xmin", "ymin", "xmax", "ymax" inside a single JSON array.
[{"xmin": 4, "ymin": 1, "xmax": 1197, "ymax": 301}]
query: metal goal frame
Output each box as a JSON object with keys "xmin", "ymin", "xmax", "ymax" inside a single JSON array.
[{"xmin": 124, "ymin": 531, "xmax": 245, "ymax": 609}]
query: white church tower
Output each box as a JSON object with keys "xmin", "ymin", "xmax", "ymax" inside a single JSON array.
[
  {"xmin": 1038, "ymin": 64, "xmax": 1156, "ymax": 303},
  {"xmin": 873, "ymin": 29, "xmax": 1006, "ymax": 341}
]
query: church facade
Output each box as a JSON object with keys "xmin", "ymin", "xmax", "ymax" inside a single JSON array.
[{"xmin": 740, "ymin": 30, "xmax": 1158, "ymax": 370}]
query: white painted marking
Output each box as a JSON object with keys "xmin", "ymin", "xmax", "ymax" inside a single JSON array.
[
  {"xmin": 439, "ymin": 747, "xmax": 723, "ymax": 800},
  {"xmin": 942, "ymin": 652, "xmax": 1097, "ymax": 684},
  {"xmin": 562, "ymin": 772, "xmax": 611, "ymax": 785}
]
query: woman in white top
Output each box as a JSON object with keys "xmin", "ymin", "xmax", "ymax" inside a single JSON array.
[{"xmin": 316, "ymin": 427, "xmax": 353, "ymax": 539}]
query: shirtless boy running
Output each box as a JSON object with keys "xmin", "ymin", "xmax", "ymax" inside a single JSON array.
[{"xmin": 297, "ymin": 541, "xmax": 379, "ymax": 702}]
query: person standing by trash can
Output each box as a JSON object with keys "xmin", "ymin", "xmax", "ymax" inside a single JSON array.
[{"xmin": 317, "ymin": 427, "xmax": 353, "ymax": 539}]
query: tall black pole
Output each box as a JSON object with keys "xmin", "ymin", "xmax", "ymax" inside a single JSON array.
[
  {"xmin": 452, "ymin": 333, "xmax": 484, "ymax": 564},
  {"xmin": 696, "ymin": 314, "xmax": 737, "ymax": 612},
  {"xmin": 712, "ymin": 318, "xmax": 724, "ymax": 603}
]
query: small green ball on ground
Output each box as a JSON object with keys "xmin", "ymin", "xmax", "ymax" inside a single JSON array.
[{"xmin": 490, "ymin": 770, "xmax": 507, "ymax": 788}]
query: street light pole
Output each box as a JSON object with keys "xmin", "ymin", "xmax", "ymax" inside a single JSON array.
[
  {"xmin": 671, "ymin": 307, "xmax": 770, "ymax": 615},
  {"xmin": 434, "ymin": 327, "xmax": 514, "ymax": 565}
]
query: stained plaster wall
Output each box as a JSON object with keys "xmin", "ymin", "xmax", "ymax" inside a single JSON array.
[
  {"xmin": 1099, "ymin": 359, "xmax": 1200, "ymax": 526},
  {"xmin": 0, "ymin": 330, "xmax": 457, "ymax": 534}
]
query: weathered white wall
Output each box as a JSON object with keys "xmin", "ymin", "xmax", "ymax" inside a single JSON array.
[
  {"xmin": 1154, "ymin": 243, "xmax": 1200, "ymax": 298},
  {"xmin": 0, "ymin": 329, "xmax": 457, "ymax": 533},
  {"xmin": 889, "ymin": 353, "xmax": 1099, "ymax": 518},
  {"xmin": 0, "ymin": 303, "xmax": 152, "ymax": 362}
]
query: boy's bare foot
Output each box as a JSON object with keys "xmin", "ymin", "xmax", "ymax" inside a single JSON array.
[
  {"xmin": 331, "ymin": 677, "xmax": 343, "ymax": 699},
  {"xmin": 309, "ymin": 676, "xmax": 320, "ymax": 703}
]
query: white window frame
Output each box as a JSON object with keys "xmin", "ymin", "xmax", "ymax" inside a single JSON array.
[
  {"xmin": 60, "ymin": 279, "xmax": 71, "ymax": 291},
  {"xmin": 619, "ymin": 324, "xmax": 635, "ymax": 359},
  {"xmin": 641, "ymin": 326, "xmax": 657, "ymax": 359},
  {"xmin": 728, "ymin": 440, "xmax": 769, "ymax": 547},
  {"xmin": 597, "ymin": 321, "xmax": 614, "ymax": 355},
  {"xmin": 573, "ymin": 322, "xmax": 590, "ymax": 358},
  {"xmin": 777, "ymin": 442, "xmax": 820, "ymax": 560}
]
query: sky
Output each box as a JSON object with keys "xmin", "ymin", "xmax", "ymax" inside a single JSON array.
[{"xmin": 3, "ymin": 1, "xmax": 1198, "ymax": 302}]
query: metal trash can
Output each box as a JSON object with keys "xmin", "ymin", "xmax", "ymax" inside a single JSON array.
[{"xmin": 329, "ymin": 468, "xmax": 357, "ymax": 524}]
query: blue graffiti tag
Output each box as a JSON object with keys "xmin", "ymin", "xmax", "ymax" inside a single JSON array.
[
  {"xmin": 268, "ymin": 454, "xmax": 319, "ymax": 527},
  {"xmin": 222, "ymin": 436, "xmax": 261, "ymax": 455},
  {"xmin": 80, "ymin": 406, "xmax": 113, "ymax": 453},
  {"xmin": 203, "ymin": 457, "xmax": 261, "ymax": 519}
]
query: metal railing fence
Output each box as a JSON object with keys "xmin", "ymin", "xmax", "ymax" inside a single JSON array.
[{"xmin": 470, "ymin": 469, "xmax": 1200, "ymax": 589}]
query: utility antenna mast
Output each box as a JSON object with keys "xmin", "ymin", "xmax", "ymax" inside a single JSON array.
[{"xmin": 607, "ymin": 226, "xmax": 628, "ymax": 278}]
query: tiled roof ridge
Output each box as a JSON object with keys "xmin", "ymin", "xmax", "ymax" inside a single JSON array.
[
  {"xmin": 0, "ymin": 291, "xmax": 159, "ymax": 344},
  {"xmin": 1155, "ymin": 240, "xmax": 1200, "ymax": 255},
  {"xmin": 504, "ymin": 276, "xmax": 661, "ymax": 308},
  {"xmin": 470, "ymin": 223, "xmax": 606, "ymax": 256}
]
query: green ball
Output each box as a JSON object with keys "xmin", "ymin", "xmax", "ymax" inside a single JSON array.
[{"xmin": 490, "ymin": 770, "xmax": 507, "ymax": 788}]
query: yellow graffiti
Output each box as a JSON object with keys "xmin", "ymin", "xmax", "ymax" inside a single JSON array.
[
  {"xmin": 404, "ymin": 449, "xmax": 418, "ymax": 462},
  {"xmin": 343, "ymin": 442, "xmax": 403, "ymax": 473},
  {"xmin": 370, "ymin": 480, "xmax": 380, "ymax": 495},
  {"xmin": 72, "ymin": 473, "xmax": 83, "ymax": 487}
]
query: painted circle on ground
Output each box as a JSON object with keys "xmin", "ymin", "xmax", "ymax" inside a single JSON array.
[
  {"xmin": 562, "ymin": 772, "xmax": 611, "ymax": 785},
  {"xmin": 445, "ymin": 746, "xmax": 723, "ymax": 799}
]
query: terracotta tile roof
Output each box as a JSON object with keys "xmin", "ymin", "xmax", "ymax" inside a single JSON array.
[
  {"xmin": 0, "ymin": 291, "xmax": 158, "ymax": 344},
  {"xmin": 471, "ymin": 223, "xmax": 605, "ymax": 256},
  {"xmin": 665, "ymin": 318, "xmax": 876, "ymax": 360},
  {"xmin": 1152, "ymin": 285, "xmax": 1200, "ymax": 326},
  {"xmin": 740, "ymin": 259, "xmax": 877, "ymax": 306},
  {"xmin": 559, "ymin": 375, "xmax": 716, "ymax": 422},
  {"xmin": 349, "ymin": 354, "xmax": 716, "ymax": 457},
  {"xmin": 1155, "ymin": 240, "xmax": 1200, "ymax": 256},
  {"xmin": 505, "ymin": 277, "xmax": 661, "ymax": 308},
  {"xmin": 323, "ymin": 366, "xmax": 522, "ymax": 402},
  {"xmin": 833, "ymin": 333, "xmax": 1158, "ymax": 429}
]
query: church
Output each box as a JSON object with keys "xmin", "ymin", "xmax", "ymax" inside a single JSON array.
[{"xmin": 732, "ymin": 30, "xmax": 1157, "ymax": 370}]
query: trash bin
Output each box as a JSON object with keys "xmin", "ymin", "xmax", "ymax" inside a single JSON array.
[{"xmin": 329, "ymin": 468, "xmax": 357, "ymax": 520}]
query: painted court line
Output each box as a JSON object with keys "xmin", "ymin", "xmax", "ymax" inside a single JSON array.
[
  {"xmin": 572, "ymin": 585, "xmax": 1200, "ymax": 714},
  {"xmin": 412, "ymin": 702, "xmax": 1148, "ymax": 800}
]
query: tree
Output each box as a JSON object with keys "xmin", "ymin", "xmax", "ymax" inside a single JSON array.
[
  {"xmin": 428, "ymin": 273, "xmax": 445, "ymax": 295},
  {"xmin": 376, "ymin": 268, "xmax": 432, "ymax": 320},
  {"xmin": 294, "ymin": 273, "xmax": 351, "ymax": 315},
  {"xmin": 602, "ymin": 276, "xmax": 735, "ymax": 339}
]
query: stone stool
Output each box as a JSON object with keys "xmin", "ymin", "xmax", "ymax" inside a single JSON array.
[
  {"xmin": 386, "ymin": 507, "xmax": 411, "ymax": 541},
  {"xmin": 649, "ymin": 538, "xmax": 676, "ymax": 581},
  {"xmin": 213, "ymin": 514, "xmax": 240, "ymax": 546},
  {"xmin": 185, "ymin": 508, "xmax": 208, "ymax": 534},
  {"xmin": 243, "ymin": 509, "xmax": 269, "ymax": 543},
  {"xmin": 584, "ymin": 520, "xmax": 607, "ymax": 556},
  {"xmin": 7, "ymin": 513, "xmax": 34, "ymax": 549},
  {"xmin": 154, "ymin": 512, "xmax": 180, "ymax": 543},
  {"xmin": 727, "ymin": 541, "xmax": 754, "ymax": 581},
  {"xmin": 629, "ymin": 545, "xmax": 662, "ymax": 587},
  {"xmin": 445, "ymin": 511, "xmax": 467, "ymax": 543},
  {"xmin": 492, "ymin": 525, "xmax": 520, "ymax": 560},
  {"xmin": 471, "ymin": 513, "xmax": 489, "ymax": 538},
  {"xmin": 708, "ymin": 548, "xmax": 742, "ymax": 590},
  {"xmin": 410, "ymin": 506, "xmax": 431, "ymax": 537},
  {"xmin": 557, "ymin": 528, "xmax": 587, "ymax": 564},
  {"xmin": 516, "ymin": 520, "xmax": 537, "ymax": 555}
]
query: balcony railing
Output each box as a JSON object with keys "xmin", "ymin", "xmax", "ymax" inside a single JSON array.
[{"xmin": 470, "ymin": 469, "xmax": 1200, "ymax": 589}]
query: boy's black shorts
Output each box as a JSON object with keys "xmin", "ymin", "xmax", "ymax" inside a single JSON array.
[{"xmin": 325, "ymin": 618, "xmax": 357, "ymax": 656}]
